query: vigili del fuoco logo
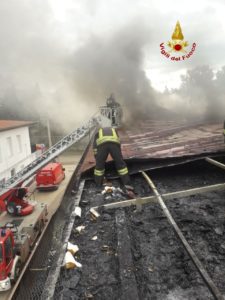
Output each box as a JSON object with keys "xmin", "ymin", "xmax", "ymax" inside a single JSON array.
[{"xmin": 160, "ymin": 21, "xmax": 196, "ymax": 61}]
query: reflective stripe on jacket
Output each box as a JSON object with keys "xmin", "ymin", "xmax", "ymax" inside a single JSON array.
[{"xmin": 96, "ymin": 128, "xmax": 120, "ymax": 146}]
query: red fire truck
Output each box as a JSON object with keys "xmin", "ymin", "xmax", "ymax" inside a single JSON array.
[
  {"xmin": 0, "ymin": 187, "xmax": 34, "ymax": 217},
  {"xmin": 0, "ymin": 202, "xmax": 47, "ymax": 291},
  {"xmin": 36, "ymin": 162, "xmax": 65, "ymax": 190}
]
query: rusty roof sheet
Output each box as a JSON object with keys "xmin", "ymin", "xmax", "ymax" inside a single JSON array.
[
  {"xmin": 79, "ymin": 120, "xmax": 225, "ymax": 174},
  {"xmin": 0, "ymin": 120, "xmax": 35, "ymax": 132},
  {"xmin": 120, "ymin": 120, "xmax": 224, "ymax": 158}
]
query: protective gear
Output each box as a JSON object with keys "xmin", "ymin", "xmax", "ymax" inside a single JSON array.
[
  {"xmin": 96, "ymin": 128, "xmax": 120, "ymax": 146},
  {"xmin": 93, "ymin": 128, "xmax": 130, "ymax": 187},
  {"xmin": 93, "ymin": 127, "xmax": 120, "ymax": 157}
]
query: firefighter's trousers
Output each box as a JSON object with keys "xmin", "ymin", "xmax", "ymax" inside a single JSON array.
[{"xmin": 94, "ymin": 142, "xmax": 130, "ymax": 186}]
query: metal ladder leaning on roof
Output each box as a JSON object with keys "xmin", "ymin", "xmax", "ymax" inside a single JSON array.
[{"xmin": 0, "ymin": 109, "xmax": 115, "ymax": 197}]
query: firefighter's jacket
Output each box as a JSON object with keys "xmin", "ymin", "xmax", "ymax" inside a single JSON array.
[
  {"xmin": 93, "ymin": 127, "xmax": 120, "ymax": 156},
  {"xmin": 93, "ymin": 127, "xmax": 130, "ymax": 185}
]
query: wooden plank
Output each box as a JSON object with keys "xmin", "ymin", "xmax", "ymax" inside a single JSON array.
[
  {"xmin": 93, "ymin": 196, "xmax": 156, "ymax": 210},
  {"xmin": 142, "ymin": 171, "xmax": 224, "ymax": 300},
  {"xmin": 164, "ymin": 182, "xmax": 225, "ymax": 200},
  {"xmin": 92, "ymin": 182, "xmax": 225, "ymax": 211},
  {"xmin": 206, "ymin": 157, "xmax": 225, "ymax": 171}
]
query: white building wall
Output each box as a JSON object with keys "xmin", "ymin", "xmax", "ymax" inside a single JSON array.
[{"xmin": 0, "ymin": 126, "xmax": 36, "ymax": 182}]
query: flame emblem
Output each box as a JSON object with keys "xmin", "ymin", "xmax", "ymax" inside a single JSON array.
[{"xmin": 167, "ymin": 21, "xmax": 188, "ymax": 52}]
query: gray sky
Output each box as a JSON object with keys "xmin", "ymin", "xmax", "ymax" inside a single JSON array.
[{"xmin": 0, "ymin": 0, "xmax": 225, "ymax": 130}]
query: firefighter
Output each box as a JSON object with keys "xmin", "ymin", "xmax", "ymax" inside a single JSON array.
[
  {"xmin": 106, "ymin": 93, "xmax": 122, "ymax": 126},
  {"xmin": 93, "ymin": 127, "xmax": 131, "ymax": 188},
  {"xmin": 106, "ymin": 93, "xmax": 116, "ymax": 108}
]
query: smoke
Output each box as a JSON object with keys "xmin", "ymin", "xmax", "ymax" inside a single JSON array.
[
  {"xmin": 0, "ymin": 0, "xmax": 101, "ymax": 133},
  {"xmin": 0, "ymin": 1, "xmax": 165, "ymax": 131},
  {"xmin": 65, "ymin": 19, "xmax": 167, "ymax": 123},
  {"xmin": 162, "ymin": 65, "xmax": 225, "ymax": 121},
  {"xmin": 0, "ymin": 0, "xmax": 225, "ymax": 136},
  {"xmin": 0, "ymin": 1, "xmax": 69, "ymax": 127}
]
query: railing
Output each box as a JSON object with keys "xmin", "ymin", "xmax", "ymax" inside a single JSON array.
[{"xmin": 100, "ymin": 106, "xmax": 123, "ymax": 127}]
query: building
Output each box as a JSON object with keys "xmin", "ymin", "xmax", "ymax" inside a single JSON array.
[{"xmin": 0, "ymin": 120, "xmax": 37, "ymax": 184}]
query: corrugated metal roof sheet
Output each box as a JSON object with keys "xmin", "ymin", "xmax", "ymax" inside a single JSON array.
[
  {"xmin": 79, "ymin": 120, "xmax": 225, "ymax": 174},
  {"xmin": 121, "ymin": 121, "xmax": 224, "ymax": 158},
  {"xmin": 0, "ymin": 120, "xmax": 35, "ymax": 132}
]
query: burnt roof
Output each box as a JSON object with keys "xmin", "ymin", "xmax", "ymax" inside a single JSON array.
[
  {"xmin": 79, "ymin": 120, "xmax": 225, "ymax": 174},
  {"xmin": 121, "ymin": 120, "xmax": 224, "ymax": 158}
]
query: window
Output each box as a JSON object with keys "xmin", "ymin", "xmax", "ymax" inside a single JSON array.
[
  {"xmin": 6, "ymin": 137, "xmax": 13, "ymax": 157},
  {"xmin": 11, "ymin": 168, "xmax": 16, "ymax": 177},
  {"xmin": 0, "ymin": 178, "xmax": 5, "ymax": 188},
  {"xmin": 16, "ymin": 135, "xmax": 22, "ymax": 153}
]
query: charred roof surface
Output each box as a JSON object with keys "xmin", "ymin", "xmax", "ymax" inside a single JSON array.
[{"xmin": 80, "ymin": 120, "xmax": 225, "ymax": 173}]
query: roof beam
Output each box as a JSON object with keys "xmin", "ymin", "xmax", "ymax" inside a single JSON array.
[
  {"xmin": 92, "ymin": 182, "xmax": 225, "ymax": 211},
  {"xmin": 205, "ymin": 157, "xmax": 225, "ymax": 171}
]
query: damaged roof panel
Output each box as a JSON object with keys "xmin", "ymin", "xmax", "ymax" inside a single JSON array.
[
  {"xmin": 121, "ymin": 121, "xmax": 224, "ymax": 159},
  {"xmin": 79, "ymin": 120, "xmax": 225, "ymax": 173}
]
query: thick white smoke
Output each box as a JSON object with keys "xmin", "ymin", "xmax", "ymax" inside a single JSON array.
[
  {"xmin": 161, "ymin": 66, "xmax": 225, "ymax": 121},
  {"xmin": 0, "ymin": 0, "xmax": 225, "ymax": 135}
]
